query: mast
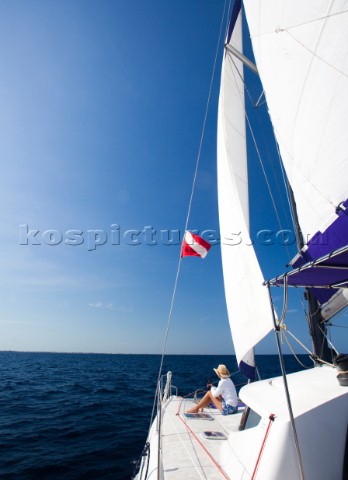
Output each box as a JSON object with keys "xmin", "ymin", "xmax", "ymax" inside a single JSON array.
[{"xmin": 288, "ymin": 186, "xmax": 332, "ymax": 363}]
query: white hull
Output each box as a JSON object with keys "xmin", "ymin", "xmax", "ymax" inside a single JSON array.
[{"xmin": 135, "ymin": 366, "xmax": 348, "ymax": 479}]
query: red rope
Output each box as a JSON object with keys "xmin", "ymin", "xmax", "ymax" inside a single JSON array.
[
  {"xmin": 251, "ymin": 414, "xmax": 276, "ymax": 480},
  {"xmin": 176, "ymin": 413, "xmax": 230, "ymax": 479},
  {"xmin": 175, "ymin": 397, "xmax": 230, "ymax": 479}
]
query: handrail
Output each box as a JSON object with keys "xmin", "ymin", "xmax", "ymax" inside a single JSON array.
[
  {"xmin": 156, "ymin": 372, "xmax": 178, "ymax": 480},
  {"xmin": 162, "ymin": 372, "xmax": 172, "ymax": 403},
  {"xmin": 133, "ymin": 372, "xmax": 178, "ymax": 480}
]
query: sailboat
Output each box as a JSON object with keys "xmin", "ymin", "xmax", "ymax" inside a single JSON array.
[{"xmin": 134, "ymin": 1, "xmax": 348, "ymax": 479}]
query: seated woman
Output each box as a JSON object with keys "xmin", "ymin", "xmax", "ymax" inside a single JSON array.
[{"xmin": 187, "ymin": 364, "xmax": 238, "ymax": 415}]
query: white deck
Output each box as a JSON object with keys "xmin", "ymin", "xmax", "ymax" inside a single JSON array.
[
  {"xmin": 159, "ymin": 397, "xmax": 244, "ymax": 479},
  {"xmin": 138, "ymin": 367, "xmax": 348, "ymax": 480}
]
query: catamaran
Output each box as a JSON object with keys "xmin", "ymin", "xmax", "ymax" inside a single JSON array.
[{"xmin": 134, "ymin": 1, "xmax": 348, "ymax": 479}]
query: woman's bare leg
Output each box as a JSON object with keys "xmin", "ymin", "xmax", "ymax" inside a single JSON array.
[{"xmin": 187, "ymin": 391, "xmax": 222, "ymax": 413}]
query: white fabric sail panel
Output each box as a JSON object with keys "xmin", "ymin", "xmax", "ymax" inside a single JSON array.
[
  {"xmin": 223, "ymin": 11, "xmax": 250, "ymax": 227},
  {"xmin": 218, "ymin": 12, "xmax": 273, "ymax": 367},
  {"xmin": 243, "ymin": 0, "xmax": 348, "ymax": 241}
]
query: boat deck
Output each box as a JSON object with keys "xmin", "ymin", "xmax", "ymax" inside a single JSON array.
[
  {"xmin": 140, "ymin": 368, "xmax": 348, "ymax": 480},
  {"xmin": 159, "ymin": 396, "xmax": 245, "ymax": 479}
]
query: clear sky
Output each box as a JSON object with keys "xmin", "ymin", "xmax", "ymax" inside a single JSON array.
[{"xmin": 0, "ymin": 0, "xmax": 347, "ymax": 356}]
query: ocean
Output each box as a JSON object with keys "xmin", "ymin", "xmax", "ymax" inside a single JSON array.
[{"xmin": 0, "ymin": 352, "xmax": 313, "ymax": 479}]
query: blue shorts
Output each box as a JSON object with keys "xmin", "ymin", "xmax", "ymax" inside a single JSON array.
[{"xmin": 222, "ymin": 401, "xmax": 238, "ymax": 416}]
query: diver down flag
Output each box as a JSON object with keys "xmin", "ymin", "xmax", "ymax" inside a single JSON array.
[{"xmin": 181, "ymin": 231, "xmax": 211, "ymax": 258}]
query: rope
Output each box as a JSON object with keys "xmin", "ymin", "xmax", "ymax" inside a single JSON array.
[
  {"xmin": 166, "ymin": 412, "xmax": 206, "ymax": 480},
  {"xmin": 147, "ymin": 0, "xmax": 229, "ymax": 437},
  {"xmin": 278, "ymin": 320, "xmax": 334, "ymax": 367},
  {"xmin": 175, "ymin": 397, "xmax": 232, "ymax": 479},
  {"xmin": 251, "ymin": 414, "xmax": 275, "ymax": 479},
  {"xmin": 280, "ymin": 327, "xmax": 310, "ymax": 370}
]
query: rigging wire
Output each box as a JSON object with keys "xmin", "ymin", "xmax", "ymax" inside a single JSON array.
[
  {"xmin": 228, "ymin": 43, "xmax": 324, "ymax": 370},
  {"xmin": 246, "ymin": 87, "xmax": 339, "ymax": 363},
  {"xmin": 228, "ymin": 18, "xmax": 343, "ymax": 369},
  {"xmin": 243, "ymin": 45, "xmax": 337, "ymax": 361},
  {"xmin": 267, "ymin": 284, "xmax": 306, "ymax": 480},
  {"xmin": 225, "ymin": 9, "xmax": 322, "ymax": 375},
  {"xmin": 226, "ymin": 42, "xmax": 318, "ymax": 364},
  {"xmin": 277, "ymin": 146, "xmax": 314, "ymax": 347},
  {"xmin": 250, "ymin": 100, "xmax": 294, "ymax": 253},
  {"xmin": 226, "ymin": 51, "xmax": 294, "ymax": 262},
  {"xmin": 224, "ymin": 9, "xmax": 324, "ymax": 361},
  {"xmin": 146, "ymin": 0, "xmax": 229, "ymax": 436},
  {"xmin": 317, "ymin": 321, "xmax": 338, "ymax": 355},
  {"xmin": 237, "ymin": 5, "xmax": 346, "ymax": 361},
  {"xmin": 227, "ymin": 55, "xmax": 287, "ymax": 258}
]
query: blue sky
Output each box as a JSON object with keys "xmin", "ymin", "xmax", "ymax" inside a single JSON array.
[{"xmin": 0, "ymin": 0, "xmax": 347, "ymax": 356}]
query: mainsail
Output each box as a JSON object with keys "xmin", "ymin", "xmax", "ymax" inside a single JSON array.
[
  {"xmin": 243, "ymin": 0, "xmax": 348, "ymax": 320},
  {"xmin": 217, "ymin": 2, "xmax": 273, "ymax": 379}
]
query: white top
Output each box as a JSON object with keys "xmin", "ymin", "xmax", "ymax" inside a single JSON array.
[{"xmin": 211, "ymin": 378, "xmax": 238, "ymax": 407}]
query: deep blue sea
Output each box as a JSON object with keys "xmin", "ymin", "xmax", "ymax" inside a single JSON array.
[{"xmin": 0, "ymin": 352, "xmax": 313, "ymax": 479}]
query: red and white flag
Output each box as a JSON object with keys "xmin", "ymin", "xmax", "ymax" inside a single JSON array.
[{"xmin": 181, "ymin": 231, "xmax": 211, "ymax": 259}]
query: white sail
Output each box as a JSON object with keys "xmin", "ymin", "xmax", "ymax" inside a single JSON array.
[
  {"xmin": 243, "ymin": 0, "xmax": 348, "ymax": 319},
  {"xmin": 217, "ymin": 8, "xmax": 273, "ymax": 376},
  {"xmin": 243, "ymin": 0, "xmax": 348, "ymax": 241}
]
